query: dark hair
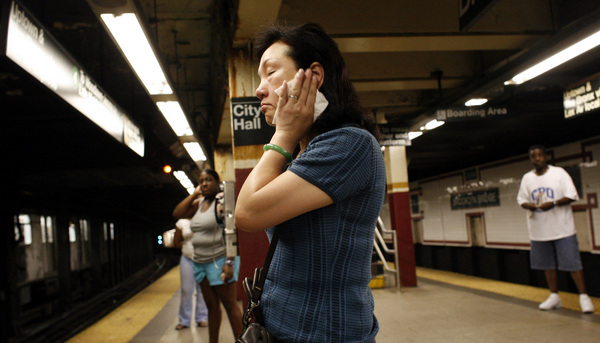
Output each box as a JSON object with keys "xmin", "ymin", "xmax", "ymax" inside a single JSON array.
[
  {"xmin": 200, "ymin": 168, "xmax": 221, "ymax": 183},
  {"xmin": 254, "ymin": 22, "xmax": 379, "ymax": 139},
  {"xmin": 528, "ymin": 144, "xmax": 546, "ymax": 155},
  {"xmin": 199, "ymin": 168, "xmax": 221, "ymax": 199}
]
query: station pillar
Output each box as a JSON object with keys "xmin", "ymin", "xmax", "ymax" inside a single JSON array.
[
  {"xmin": 384, "ymin": 146, "xmax": 417, "ymax": 287},
  {"xmin": 227, "ymin": 47, "xmax": 271, "ymax": 300}
]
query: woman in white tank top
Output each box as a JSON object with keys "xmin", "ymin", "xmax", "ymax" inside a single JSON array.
[{"xmin": 173, "ymin": 169, "xmax": 242, "ymax": 342}]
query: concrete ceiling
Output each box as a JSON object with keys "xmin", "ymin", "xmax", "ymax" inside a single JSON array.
[
  {"xmin": 3, "ymin": 0, "xmax": 600, "ymax": 230},
  {"xmin": 228, "ymin": 0, "xmax": 600, "ymax": 180},
  {"xmin": 75, "ymin": 0, "xmax": 600, "ymax": 180}
]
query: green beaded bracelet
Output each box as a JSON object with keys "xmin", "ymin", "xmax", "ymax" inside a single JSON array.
[{"xmin": 263, "ymin": 143, "xmax": 292, "ymax": 164}]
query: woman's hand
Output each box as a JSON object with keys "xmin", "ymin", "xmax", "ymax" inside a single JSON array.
[
  {"xmin": 271, "ymin": 69, "xmax": 319, "ymax": 149},
  {"xmin": 193, "ymin": 185, "xmax": 203, "ymax": 198},
  {"xmin": 221, "ymin": 264, "xmax": 234, "ymax": 282},
  {"xmin": 236, "ymin": 67, "xmax": 332, "ymax": 232}
]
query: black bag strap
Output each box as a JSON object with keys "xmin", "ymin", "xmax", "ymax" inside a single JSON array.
[
  {"xmin": 255, "ymin": 227, "xmax": 281, "ymax": 290},
  {"xmin": 242, "ymin": 227, "xmax": 281, "ymax": 326}
]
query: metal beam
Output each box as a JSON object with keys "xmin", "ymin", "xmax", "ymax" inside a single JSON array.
[{"xmin": 335, "ymin": 34, "xmax": 548, "ymax": 53}]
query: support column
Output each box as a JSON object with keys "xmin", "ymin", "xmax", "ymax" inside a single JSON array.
[
  {"xmin": 228, "ymin": 47, "xmax": 271, "ymax": 300},
  {"xmin": 384, "ymin": 146, "xmax": 417, "ymax": 287},
  {"xmin": 214, "ymin": 144, "xmax": 234, "ymax": 182}
]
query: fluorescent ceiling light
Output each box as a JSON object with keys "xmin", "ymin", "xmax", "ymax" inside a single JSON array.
[
  {"xmin": 183, "ymin": 142, "xmax": 207, "ymax": 161},
  {"xmin": 423, "ymin": 119, "xmax": 445, "ymax": 130},
  {"xmin": 100, "ymin": 13, "xmax": 172, "ymax": 95},
  {"xmin": 156, "ymin": 101, "xmax": 193, "ymax": 136},
  {"xmin": 465, "ymin": 98, "xmax": 488, "ymax": 106},
  {"xmin": 180, "ymin": 178, "xmax": 195, "ymax": 189},
  {"xmin": 408, "ymin": 131, "xmax": 423, "ymax": 140},
  {"xmin": 174, "ymin": 170, "xmax": 196, "ymax": 194},
  {"xmin": 505, "ymin": 29, "xmax": 600, "ymax": 85},
  {"xmin": 173, "ymin": 171, "xmax": 188, "ymax": 181}
]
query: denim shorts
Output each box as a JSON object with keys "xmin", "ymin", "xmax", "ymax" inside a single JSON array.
[
  {"xmin": 530, "ymin": 235, "xmax": 583, "ymax": 272},
  {"xmin": 193, "ymin": 256, "xmax": 240, "ymax": 286}
]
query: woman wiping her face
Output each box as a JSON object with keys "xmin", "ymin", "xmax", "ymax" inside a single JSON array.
[{"xmin": 235, "ymin": 23, "xmax": 385, "ymax": 342}]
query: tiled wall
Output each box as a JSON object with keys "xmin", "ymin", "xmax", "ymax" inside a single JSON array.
[{"xmin": 411, "ymin": 136, "xmax": 600, "ymax": 252}]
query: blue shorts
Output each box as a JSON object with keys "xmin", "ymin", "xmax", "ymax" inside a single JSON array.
[
  {"xmin": 530, "ymin": 235, "xmax": 583, "ymax": 272},
  {"xmin": 193, "ymin": 256, "xmax": 240, "ymax": 286}
]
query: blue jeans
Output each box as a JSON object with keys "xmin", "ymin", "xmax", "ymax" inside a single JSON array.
[{"xmin": 179, "ymin": 255, "xmax": 208, "ymax": 326}]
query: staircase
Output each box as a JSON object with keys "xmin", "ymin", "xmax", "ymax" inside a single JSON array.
[{"xmin": 371, "ymin": 217, "xmax": 401, "ymax": 292}]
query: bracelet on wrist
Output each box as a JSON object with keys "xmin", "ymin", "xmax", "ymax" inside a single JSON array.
[
  {"xmin": 263, "ymin": 144, "xmax": 292, "ymax": 164},
  {"xmin": 225, "ymin": 259, "xmax": 235, "ymax": 266}
]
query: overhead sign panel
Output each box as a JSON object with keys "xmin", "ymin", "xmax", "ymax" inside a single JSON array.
[
  {"xmin": 4, "ymin": 0, "xmax": 144, "ymax": 156},
  {"xmin": 563, "ymin": 79, "xmax": 600, "ymax": 119},
  {"xmin": 379, "ymin": 125, "xmax": 411, "ymax": 146},
  {"xmin": 436, "ymin": 106, "xmax": 510, "ymax": 122}
]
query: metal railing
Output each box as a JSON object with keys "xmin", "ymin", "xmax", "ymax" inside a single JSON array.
[{"xmin": 373, "ymin": 217, "xmax": 401, "ymax": 292}]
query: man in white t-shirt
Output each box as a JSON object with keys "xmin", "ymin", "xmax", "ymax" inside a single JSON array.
[{"xmin": 517, "ymin": 145, "xmax": 594, "ymax": 313}]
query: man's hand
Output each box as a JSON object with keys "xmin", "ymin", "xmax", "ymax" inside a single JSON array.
[
  {"xmin": 521, "ymin": 202, "xmax": 537, "ymax": 211},
  {"xmin": 538, "ymin": 201, "xmax": 555, "ymax": 211}
]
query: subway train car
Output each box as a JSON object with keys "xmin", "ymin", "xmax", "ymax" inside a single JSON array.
[
  {"xmin": 0, "ymin": 0, "xmax": 197, "ymax": 341},
  {"xmin": 4, "ymin": 206, "xmax": 183, "ymax": 342}
]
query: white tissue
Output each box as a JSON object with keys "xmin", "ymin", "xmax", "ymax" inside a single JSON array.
[{"xmin": 272, "ymin": 83, "xmax": 329, "ymax": 125}]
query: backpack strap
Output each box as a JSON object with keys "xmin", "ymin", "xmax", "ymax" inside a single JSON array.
[{"xmin": 214, "ymin": 193, "xmax": 224, "ymax": 225}]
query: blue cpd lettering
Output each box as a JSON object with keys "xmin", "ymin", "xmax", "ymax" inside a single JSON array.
[{"xmin": 531, "ymin": 187, "xmax": 554, "ymax": 201}]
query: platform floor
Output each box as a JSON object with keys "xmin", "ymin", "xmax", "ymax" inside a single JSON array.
[{"xmin": 67, "ymin": 266, "xmax": 600, "ymax": 342}]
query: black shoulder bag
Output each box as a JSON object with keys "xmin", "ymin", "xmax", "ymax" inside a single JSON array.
[{"xmin": 236, "ymin": 228, "xmax": 281, "ymax": 343}]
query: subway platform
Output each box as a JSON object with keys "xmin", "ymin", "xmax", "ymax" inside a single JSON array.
[{"xmin": 67, "ymin": 267, "xmax": 600, "ymax": 342}]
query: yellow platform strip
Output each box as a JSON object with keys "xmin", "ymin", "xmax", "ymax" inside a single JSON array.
[
  {"xmin": 67, "ymin": 266, "xmax": 181, "ymax": 343},
  {"xmin": 417, "ymin": 266, "xmax": 599, "ymax": 314},
  {"xmin": 369, "ymin": 274, "xmax": 385, "ymax": 289}
]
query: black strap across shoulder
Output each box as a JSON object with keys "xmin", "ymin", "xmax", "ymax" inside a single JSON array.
[
  {"xmin": 256, "ymin": 228, "xmax": 281, "ymax": 290},
  {"xmin": 241, "ymin": 227, "xmax": 281, "ymax": 326}
]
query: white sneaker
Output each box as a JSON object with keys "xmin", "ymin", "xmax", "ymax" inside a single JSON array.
[
  {"xmin": 580, "ymin": 294, "xmax": 595, "ymax": 313},
  {"xmin": 539, "ymin": 293, "xmax": 561, "ymax": 310}
]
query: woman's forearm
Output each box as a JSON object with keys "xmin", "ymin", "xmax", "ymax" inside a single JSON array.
[
  {"xmin": 173, "ymin": 193, "xmax": 198, "ymax": 218},
  {"xmin": 235, "ymin": 147, "xmax": 289, "ymax": 229},
  {"xmin": 173, "ymin": 228, "xmax": 184, "ymax": 250}
]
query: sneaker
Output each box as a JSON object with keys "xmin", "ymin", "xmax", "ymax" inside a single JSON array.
[
  {"xmin": 580, "ymin": 294, "xmax": 595, "ymax": 313},
  {"xmin": 539, "ymin": 293, "xmax": 561, "ymax": 310}
]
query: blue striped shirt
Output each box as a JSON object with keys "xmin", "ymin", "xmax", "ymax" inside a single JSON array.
[{"xmin": 263, "ymin": 126, "xmax": 386, "ymax": 342}]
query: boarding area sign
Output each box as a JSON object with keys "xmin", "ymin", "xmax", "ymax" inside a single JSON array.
[
  {"xmin": 231, "ymin": 97, "xmax": 275, "ymax": 146},
  {"xmin": 436, "ymin": 106, "xmax": 510, "ymax": 122},
  {"xmin": 563, "ymin": 79, "xmax": 600, "ymax": 119}
]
